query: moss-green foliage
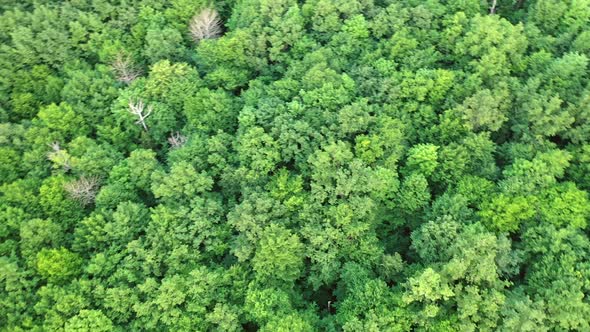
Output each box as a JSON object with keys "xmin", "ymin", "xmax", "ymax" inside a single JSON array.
[{"xmin": 2, "ymin": 0, "xmax": 590, "ymax": 330}]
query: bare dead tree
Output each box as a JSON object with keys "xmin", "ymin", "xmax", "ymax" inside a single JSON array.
[
  {"xmin": 128, "ymin": 99, "xmax": 152, "ymax": 131},
  {"xmin": 168, "ymin": 132, "xmax": 188, "ymax": 149},
  {"xmin": 189, "ymin": 8, "xmax": 222, "ymax": 43},
  {"xmin": 111, "ymin": 52, "xmax": 142, "ymax": 84},
  {"xmin": 49, "ymin": 141, "xmax": 61, "ymax": 152},
  {"xmin": 490, "ymin": 0, "xmax": 497, "ymax": 14},
  {"xmin": 47, "ymin": 141, "xmax": 71, "ymax": 171},
  {"xmin": 64, "ymin": 176, "xmax": 100, "ymax": 206}
]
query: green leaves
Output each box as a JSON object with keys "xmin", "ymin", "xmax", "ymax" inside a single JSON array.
[
  {"xmin": 480, "ymin": 195, "xmax": 536, "ymax": 233},
  {"xmin": 4, "ymin": 0, "xmax": 590, "ymax": 330},
  {"xmin": 236, "ymin": 126, "xmax": 281, "ymax": 183},
  {"xmin": 183, "ymin": 88, "xmax": 239, "ymax": 134},
  {"xmin": 253, "ymin": 224, "xmax": 304, "ymax": 283},
  {"xmin": 36, "ymin": 103, "xmax": 90, "ymax": 140},
  {"xmin": 412, "ymin": 216, "xmax": 461, "ymax": 263},
  {"xmin": 64, "ymin": 310, "xmax": 114, "ymax": 332},
  {"xmin": 151, "ymin": 161, "xmax": 213, "ymax": 204},
  {"xmin": 36, "ymin": 247, "xmax": 82, "ymax": 284},
  {"xmin": 397, "ymin": 173, "xmax": 430, "ymax": 213},
  {"xmin": 404, "ymin": 268, "xmax": 454, "ymax": 318},
  {"xmin": 458, "ymin": 88, "xmax": 510, "ymax": 132},
  {"xmin": 144, "ymin": 28, "xmax": 185, "ymax": 64},
  {"xmin": 455, "ymin": 15, "xmax": 527, "ymax": 79},
  {"xmin": 405, "ymin": 144, "xmax": 439, "ymax": 176}
]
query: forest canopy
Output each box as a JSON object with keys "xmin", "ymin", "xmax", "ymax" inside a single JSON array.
[{"xmin": 2, "ymin": 0, "xmax": 590, "ymax": 331}]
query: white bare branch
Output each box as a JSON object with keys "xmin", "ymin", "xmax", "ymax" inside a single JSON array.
[
  {"xmin": 47, "ymin": 141, "xmax": 71, "ymax": 171},
  {"xmin": 49, "ymin": 141, "xmax": 61, "ymax": 152},
  {"xmin": 189, "ymin": 8, "xmax": 222, "ymax": 43},
  {"xmin": 111, "ymin": 52, "xmax": 142, "ymax": 84},
  {"xmin": 490, "ymin": 0, "xmax": 497, "ymax": 14},
  {"xmin": 128, "ymin": 99, "xmax": 152, "ymax": 131},
  {"xmin": 168, "ymin": 132, "xmax": 188, "ymax": 149},
  {"xmin": 64, "ymin": 176, "xmax": 100, "ymax": 206}
]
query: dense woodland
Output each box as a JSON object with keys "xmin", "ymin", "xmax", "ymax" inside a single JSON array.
[{"xmin": 2, "ymin": 0, "xmax": 590, "ymax": 330}]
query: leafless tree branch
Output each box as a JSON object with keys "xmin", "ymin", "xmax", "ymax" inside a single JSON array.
[
  {"xmin": 168, "ymin": 132, "xmax": 188, "ymax": 149},
  {"xmin": 128, "ymin": 99, "xmax": 152, "ymax": 131},
  {"xmin": 49, "ymin": 141, "xmax": 61, "ymax": 152},
  {"xmin": 189, "ymin": 8, "xmax": 222, "ymax": 43},
  {"xmin": 111, "ymin": 52, "xmax": 142, "ymax": 84},
  {"xmin": 64, "ymin": 176, "xmax": 100, "ymax": 206},
  {"xmin": 47, "ymin": 141, "xmax": 71, "ymax": 171},
  {"xmin": 490, "ymin": 0, "xmax": 497, "ymax": 14}
]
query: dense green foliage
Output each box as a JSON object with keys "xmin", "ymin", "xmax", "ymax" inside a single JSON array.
[{"xmin": 2, "ymin": 0, "xmax": 590, "ymax": 330}]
